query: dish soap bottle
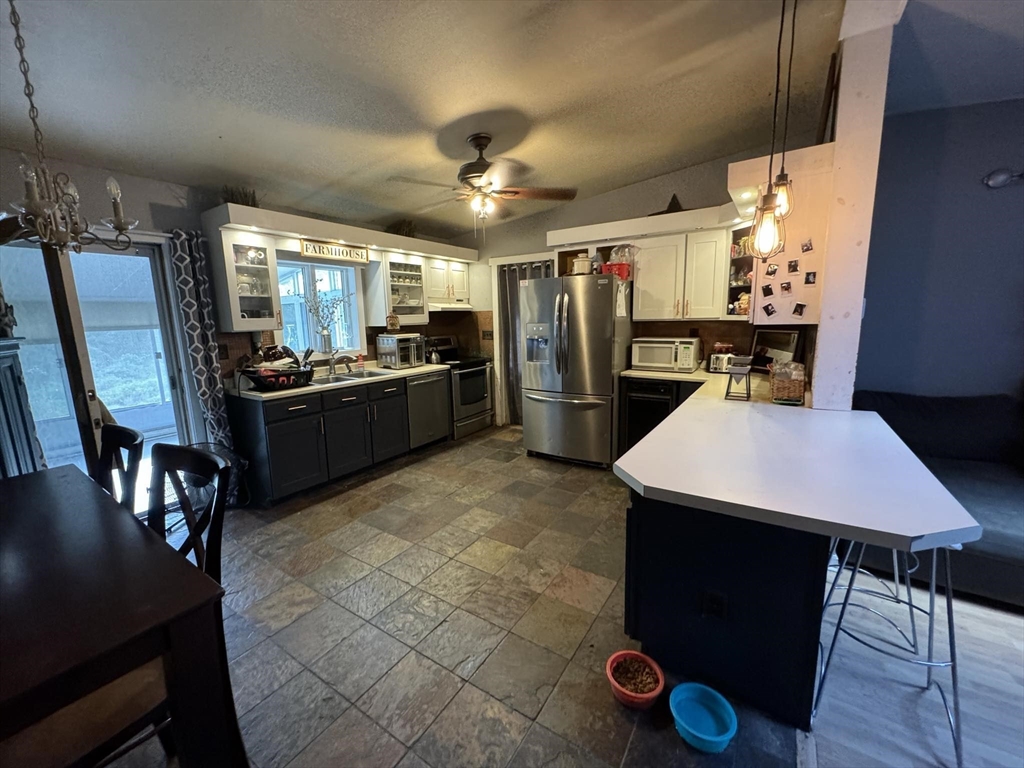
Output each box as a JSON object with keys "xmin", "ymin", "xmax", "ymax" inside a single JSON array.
[{"xmin": 357, "ymin": 353, "xmax": 365, "ymax": 373}]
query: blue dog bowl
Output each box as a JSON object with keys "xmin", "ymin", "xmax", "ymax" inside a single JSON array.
[{"xmin": 669, "ymin": 683, "xmax": 737, "ymax": 754}]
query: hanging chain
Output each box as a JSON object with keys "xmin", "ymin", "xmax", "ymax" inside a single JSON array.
[{"xmin": 8, "ymin": 0, "xmax": 46, "ymax": 165}]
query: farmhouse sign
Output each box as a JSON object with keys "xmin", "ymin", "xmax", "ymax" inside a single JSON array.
[{"xmin": 300, "ymin": 239, "xmax": 369, "ymax": 263}]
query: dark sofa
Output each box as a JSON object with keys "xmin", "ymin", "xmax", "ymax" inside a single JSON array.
[{"xmin": 852, "ymin": 391, "xmax": 1024, "ymax": 608}]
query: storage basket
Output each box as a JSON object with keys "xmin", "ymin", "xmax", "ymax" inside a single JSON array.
[{"xmin": 768, "ymin": 365, "xmax": 805, "ymax": 405}]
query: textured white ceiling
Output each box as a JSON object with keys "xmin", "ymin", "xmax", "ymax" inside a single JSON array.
[
  {"xmin": 887, "ymin": 0, "xmax": 1024, "ymax": 115},
  {"xmin": 0, "ymin": 0, "xmax": 843, "ymax": 238}
]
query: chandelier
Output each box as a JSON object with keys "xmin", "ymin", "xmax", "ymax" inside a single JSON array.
[{"xmin": 3, "ymin": 0, "xmax": 137, "ymax": 252}]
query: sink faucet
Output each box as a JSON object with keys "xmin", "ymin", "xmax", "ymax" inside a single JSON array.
[{"xmin": 328, "ymin": 353, "xmax": 357, "ymax": 376}]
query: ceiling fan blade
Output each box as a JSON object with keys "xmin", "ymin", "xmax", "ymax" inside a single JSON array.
[
  {"xmin": 479, "ymin": 157, "xmax": 520, "ymax": 192},
  {"xmin": 389, "ymin": 175, "xmax": 458, "ymax": 190},
  {"xmin": 499, "ymin": 187, "xmax": 578, "ymax": 201}
]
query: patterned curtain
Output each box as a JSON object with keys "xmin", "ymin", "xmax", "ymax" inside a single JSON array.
[{"xmin": 169, "ymin": 230, "xmax": 232, "ymax": 447}]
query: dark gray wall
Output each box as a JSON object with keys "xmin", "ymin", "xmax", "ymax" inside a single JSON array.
[
  {"xmin": 856, "ymin": 99, "xmax": 1024, "ymax": 397},
  {"xmin": 451, "ymin": 136, "xmax": 814, "ymax": 260}
]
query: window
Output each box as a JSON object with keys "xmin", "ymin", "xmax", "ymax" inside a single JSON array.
[{"xmin": 278, "ymin": 260, "xmax": 363, "ymax": 354}]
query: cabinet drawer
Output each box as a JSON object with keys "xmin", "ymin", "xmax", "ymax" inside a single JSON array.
[
  {"xmin": 263, "ymin": 393, "xmax": 322, "ymax": 423},
  {"xmin": 322, "ymin": 387, "xmax": 367, "ymax": 410},
  {"xmin": 368, "ymin": 379, "xmax": 406, "ymax": 400},
  {"xmin": 625, "ymin": 379, "xmax": 675, "ymax": 397}
]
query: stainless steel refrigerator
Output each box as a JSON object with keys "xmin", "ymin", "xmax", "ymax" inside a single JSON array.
[{"xmin": 520, "ymin": 274, "xmax": 632, "ymax": 465}]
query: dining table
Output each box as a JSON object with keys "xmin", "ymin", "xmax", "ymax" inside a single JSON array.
[{"xmin": 0, "ymin": 464, "xmax": 247, "ymax": 766}]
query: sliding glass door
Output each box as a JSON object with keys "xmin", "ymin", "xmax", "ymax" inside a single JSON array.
[{"xmin": 0, "ymin": 240, "xmax": 190, "ymax": 504}]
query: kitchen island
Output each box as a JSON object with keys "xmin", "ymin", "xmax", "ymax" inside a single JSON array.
[{"xmin": 613, "ymin": 396, "xmax": 981, "ymax": 729}]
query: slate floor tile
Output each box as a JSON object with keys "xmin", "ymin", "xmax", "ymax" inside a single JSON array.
[
  {"xmin": 452, "ymin": 508, "xmax": 504, "ymax": 535},
  {"xmin": 419, "ymin": 560, "xmax": 491, "ymax": 605},
  {"xmin": 571, "ymin": 540, "xmax": 626, "ymax": 581},
  {"xmin": 461, "ymin": 577, "xmax": 538, "ymax": 630},
  {"xmin": 273, "ymin": 600, "xmax": 364, "ymax": 666},
  {"xmin": 289, "ymin": 706, "xmax": 406, "ymax": 768},
  {"xmin": 350, "ymin": 532, "xmax": 414, "ymax": 567},
  {"xmin": 420, "ymin": 525, "xmax": 479, "ymax": 557},
  {"xmin": 300, "ymin": 553, "xmax": 374, "ymax": 597},
  {"xmin": 357, "ymin": 651, "xmax": 464, "ymax": 746},
  {"xmin": 223, "ymin": 509, "xmax": 271, "ymax": 541},
  {"xmin": 361, "ymin": 504, "xmax": 417, "ymax": 534},
  {"xmin": 479, "ymin": 492, "xmax": 526, "ymax": 516},
  {"xmin": 496, "ymin": 552, "xmax": 563, "ymax": 594},
  {"xmin": 240, "ymin": 581, "xmax": 324, "ymax": 634},
  {"xmin": 485, "ymin": 518, "xmax": 541, "ymax": 549},
  {"xmin": 238, "ymin": 670, "xmax": 349, "ymax": 768},
  {"xmin": 543, "ymin": 565, "xmax": 616, "ymax": 615},
  {"xmin": 565, "ymin": 494, "xmax": 623, "ymax": 521},
  {"xmin": 447, "ymin": 483, "xmax": 497, "ymax": 506},
  {"xmin": 470, "ymin": 634, "xmax": 567, "ymax": 719},
  {"xmin": 395, "ymin": 750, "xmax": 432, "ymax": 768},
  {"xmin": 416, "ymin": 608, "xmax": 506, "ymax": 679},
  {"xmin": 380, "ymin": 545, "xmax": 449, "ymax": 585},
  {"xmin": 223, "ymin": 613, "xmax": 266, "ymax": 662},
  {"xmin": 599, "ymin": 582, "xmax": 626, "ymax": 624},
  {"xmin": 507, "ymin": 722, "xmax": 613, "ymax": 768},
  {"xmin": 324, "ymin": 520, "xmax": 385, "ymax": 552},
  {"xmin": 571, "ymin": 616, "xmax": 640, "ymax": 676},
  {"xmin": 222, "ymin": 548, "xmax": 292, "ymax": 613},
  {"xmin": 276, "ymin": 539, "xmax": 341, "ymax": 579},
  {"xmin": 455, "ymin": 537, "xmax": 520, "ymax": 574},
  {"xmin": 464, "ymin": 473, "xmax": 515, "ymax": 492},
  {"xmin": 285, "ymin": 504, "xmax": 351, "ymax": 539},
  {"xmin": 240, "ymin": 521, "xmax": 312, "ymax": 564},
  {"xmin": 512, "ymin": 595, "xmax": 595, "ymax": 659},
  {"xmin": 371, "ymin": 588, "xmax": 456, "ymax": 645},
  {"xmin": 523, "ymin": 529, "xmax": 585, "ymax": 564},
  {"xmin": 335, "ymin": 570, "xmax": 411, "ymax": 619},
  {"xmin": 310, "ymin": 623, "xmax": 410, "ymax": 701},
  {"xmin": 228, "ymin": 639, "xmax": 304, "ymax": 717},
  {"xmin": 549, "ymin": 511, "xmax": 603, "ymax": 539},
  {"xmin": 537, "ymin": 662, "xmax": 637, "ymax": 767},
  {"xmin": 414, "ymin": 684, "xmax": 531, "ymax": 768},
  {"xmin": 338, "ymin": 493, "xmax": 385, "ymax": 519},
  {"xmin": 394, "ymin": 513, "xmax": 447, "ymax": 543}
]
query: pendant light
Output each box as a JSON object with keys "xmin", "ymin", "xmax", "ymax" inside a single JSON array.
[
  {"xmin": 749, "ymin": 0, "xmax": 790, "ymax": 261},
  {"xmin": 774, "ymin": 0, "xmax": 798, "ymax": 219}
]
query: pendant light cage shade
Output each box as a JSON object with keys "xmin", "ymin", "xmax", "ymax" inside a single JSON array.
[
  {"xmin": 773, "ymin": 172, "xmax": 794, "ymax": 219},
  {"xmin": 749, "ymin": 192, "xmax": 785, "ymax": 261}
]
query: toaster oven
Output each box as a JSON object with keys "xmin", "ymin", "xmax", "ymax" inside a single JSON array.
[
  {"xmin": 376, "ymin": 333, "xmax": 425, "ymax": 369},
  {"xmin": 631, "ymin": 337, "xmax": 702, "ymax": 373}
]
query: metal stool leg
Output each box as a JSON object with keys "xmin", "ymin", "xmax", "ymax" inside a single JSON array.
[
  {"xmin": 814, "ymin": 541, "xmax": 865, "ymax": 719},
  {"xmin": 943, "ymin": 548, "xmax": 963, "ymax": 768}
]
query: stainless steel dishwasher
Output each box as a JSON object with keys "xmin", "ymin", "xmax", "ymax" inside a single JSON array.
[{"xmin": 407, "ymin": 371, "xmax": 451, "ymax": 449}]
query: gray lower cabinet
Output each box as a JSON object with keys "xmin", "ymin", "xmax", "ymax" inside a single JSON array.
[
  {"xmin": 324, "ymin": 403, "xmax": 373, "ymax": 479},
  {"xmin": 370, "ymin": 394, "xmax": 409, "ymax": 464},
  {"xmin": 266, "ymin": 413, "xmax": 329, "ymax": 498}
]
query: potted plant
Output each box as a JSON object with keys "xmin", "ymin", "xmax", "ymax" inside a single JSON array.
[
  {"xmin": 305, "ymin": 285, "xmax": 351, "ymax": 354},
  {"xmin": 606, "ymin": 650, "xmax": 665, "ymax": 710}
]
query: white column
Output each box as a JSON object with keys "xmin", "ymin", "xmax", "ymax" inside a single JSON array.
[{"xmin": 811, "ymin": 26, "xmax": 893, "ymax": 411}]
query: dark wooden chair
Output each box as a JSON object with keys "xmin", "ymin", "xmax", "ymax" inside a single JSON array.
[
  {"xmin": 147, "ymin": 443, "xmax": 232, "ymax": 583},
  {"xmin": 91, "ymin": 424, "xmax": 145, "ymax": 514}
]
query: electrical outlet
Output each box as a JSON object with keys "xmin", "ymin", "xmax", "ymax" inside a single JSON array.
[
  {"xmin": 217, "ymin": 343, "xmax": 229, "ymax": 360},
  {"xmin": 702, "ymin": 590, "xmax": 728, "ymax": 619},
  {"xmin": 482, "ymin": 330, "xmax": 493, "ymax": 340}
]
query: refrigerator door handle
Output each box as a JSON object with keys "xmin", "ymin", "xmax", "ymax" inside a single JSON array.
[
  {"xmin": 553, "ymin": 292, "xmax": 562, "ymax": 374},
  {"xmin": 561, "ymin": 291, "xmax": 570, "ymax": 374},
  {"xmin": 524, "ymin": 393, "xmax": 603, "ymax": 406}
]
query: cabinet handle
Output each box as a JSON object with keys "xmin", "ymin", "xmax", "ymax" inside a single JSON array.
[
  {"xmin": 320, "ymin": 416, "xmax": 324, "ymax": 434},
  {"xmin": 341, "ymin": 396, "xmax": 358, "ymax": 402},
  {"xmin": 287, "ymin": 404, "xmax": 307, "ymax": 411},
  {"xmin": 685, "ymin": 299, "xmax": 690, "ymax": 316},
  {"xmin": 366, "ymin": 406, "xmax": 370, "ymax": 423},
  {"xmin": 384, "ymin": 387, "xmax": 398, "ymax": 393},
  {"xmin": 276, "ymin": 309, "xmax": 283, "ymax": 329},
  {"xmin": 373, "ymin": 404, "xmax": 378, "ymax": 420}
]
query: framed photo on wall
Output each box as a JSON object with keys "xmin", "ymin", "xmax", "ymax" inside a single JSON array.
[{"xmin": 750, "ymin": 329, "xmax": 801, "ymax": 373}]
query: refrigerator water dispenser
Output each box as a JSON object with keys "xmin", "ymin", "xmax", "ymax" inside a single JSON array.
[{"xmin": 525, "ymin": 324, "xmax": 552, "ymax": 364}]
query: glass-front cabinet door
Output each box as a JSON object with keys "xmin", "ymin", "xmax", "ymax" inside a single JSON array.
[
  {"xmin": 386, "ymin": 254, "xmax": 428, "ymax": 325},
  {"xmin": 209, "ymin": 229, "xmax": 283, "ymax": 332}
]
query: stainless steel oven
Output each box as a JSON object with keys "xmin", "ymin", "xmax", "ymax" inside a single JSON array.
[{"xmin": 428, "ymin": 335, "xmax": 493, "ymax": 439}]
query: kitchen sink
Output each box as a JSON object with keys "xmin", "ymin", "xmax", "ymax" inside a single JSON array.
[{"xmin": 310, "ymin": 370, "xmax": 392, "ymax": 385}]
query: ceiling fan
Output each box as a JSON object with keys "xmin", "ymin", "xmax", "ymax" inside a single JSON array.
[{"xmin": 399, "ymin": 133, "xmax": 577, "ymax": 224}]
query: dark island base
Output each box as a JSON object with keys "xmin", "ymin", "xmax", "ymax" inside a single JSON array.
[{"xmin": 624, "ymin": 491, "xmax": 832, "ymax": 730}]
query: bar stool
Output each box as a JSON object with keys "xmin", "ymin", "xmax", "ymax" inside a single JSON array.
[{"xmin": 814, "ymin": 540, "xmax": 963, "ymax": 768}]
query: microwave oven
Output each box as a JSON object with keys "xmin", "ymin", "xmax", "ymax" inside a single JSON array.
[{"xmin": 631, "ymin": 337, "xmax": 702, "ymax": 373}]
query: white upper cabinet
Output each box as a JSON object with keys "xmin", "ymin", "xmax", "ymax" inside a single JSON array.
[
  {"xmin": 632, "ymin": 235, "xmax": 686, "ymax": 320},
  {"xmin": 426, "ymin": 259, "xmax": 450, "ymax": 299},
  {"xmin": 426, "ymin": 258, "xmax": 471, "ymax": 303},
  {"xmin": 207, "ymin": 229, "xmax": 283, "ymax": 332},
  {"xmin": 448, "ymin": 261, "xmax": 470, "ymax": 301},
  {"xmin": 683, "ymin": 229, "xmax": 727, "ymax": 319}
]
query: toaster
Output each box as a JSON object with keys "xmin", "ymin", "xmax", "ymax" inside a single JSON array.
[{"xmin": 708, "ymin": 353, "xmax": 734, "ymax": 373}]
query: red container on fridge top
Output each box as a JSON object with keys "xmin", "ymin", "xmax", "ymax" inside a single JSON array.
[{"xmin": 601, "ymin": 262, "xmax": 631, "ymax": 280}]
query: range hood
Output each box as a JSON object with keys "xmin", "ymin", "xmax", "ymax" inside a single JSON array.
[{"xmin": 427, "ymin": 300, "xmax": 474, "ymax": 311}]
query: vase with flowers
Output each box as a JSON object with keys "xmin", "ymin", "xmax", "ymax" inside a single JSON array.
[{"xmin": 305, "ymin": 285, "xmax": 351, "ymax": 354}]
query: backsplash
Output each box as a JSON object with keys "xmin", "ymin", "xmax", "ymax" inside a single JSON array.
[
  {"xmin": 633, "ymin": 320, "xmax": 756, "ymax": 355},
  {"xmin": 365, "ymin": 311, "xmax": 493, "ymax": 359}
]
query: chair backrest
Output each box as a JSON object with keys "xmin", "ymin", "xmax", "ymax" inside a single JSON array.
[
  {"xmin": 147, "ymin": 443, "xmax": 231, "ymax": 583},
  {"xmin": 92, "ymin": 424, "xmax": 145, "ymax": 513}
]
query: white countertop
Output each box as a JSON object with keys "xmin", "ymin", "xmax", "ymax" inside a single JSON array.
[
  {"xmin": 613, "ymin": 397, "xmax": 982, "ymax": 552},
  {"xmin": 232, "ymin": 363, "xmax": 451, "ymax": 400}
]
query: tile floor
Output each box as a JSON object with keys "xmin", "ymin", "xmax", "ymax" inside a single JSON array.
[{"xmin": 120, "ymin": 425, "xmax": 793, "ymax": 768}]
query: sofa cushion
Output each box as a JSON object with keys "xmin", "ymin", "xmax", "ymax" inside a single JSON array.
[
  {"xmin": 924, "ymin": 457, "xmax": 1024, "ymax": 563},
  {"xmin": 852, "ymin": 390, "xmax": 1024, "ymax": 465}
]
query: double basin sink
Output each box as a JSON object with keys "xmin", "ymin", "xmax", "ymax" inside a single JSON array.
[{"xmin": 310, "ymin": 369, "xmax": 393, "ymax": 385}]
